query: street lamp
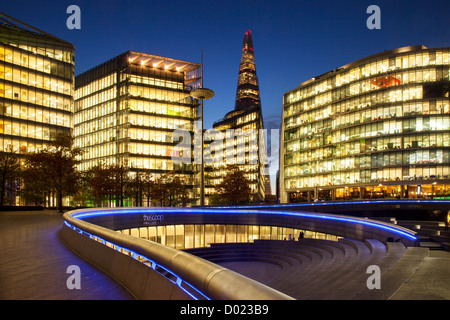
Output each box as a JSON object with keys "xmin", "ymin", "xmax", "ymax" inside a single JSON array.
[{"xmin": 191, "ymin": 55, "xmax": 214, "ymax": 207}]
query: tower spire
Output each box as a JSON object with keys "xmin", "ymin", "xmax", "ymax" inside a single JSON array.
[{"xmin": 234, "ymin": 29, "xmax": 261, "ymax": 110}]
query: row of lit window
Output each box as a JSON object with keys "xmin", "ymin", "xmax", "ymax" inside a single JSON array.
[
  {"xmin": 77, "ymin": 141, "xmax": 117, "ymax": 160},
  {"xmin": 74, "ymin": 128, "xmax": 117, "ymax": 148},
  {"xmin": 0, "ymin": 45, "xmax": 73, "ymax": 80},
  {"xmin": 75, "ymin": 73, "xmax": 116, "ymax": 99},
  {"xmin": 285, "ymin": 116, "xmax": 450, "ymax": 150},
  {"xmin": 285, "ymin": 116, "xmax": 450, "ymax": 154},
  {"xmin": 285, "ymin": 149, "xmax": 450, "ymax": 178},
  {"xmin": 76, "ymin": 156, "xmax": 118, "ymax": 172},
  {"xmin": 74, "ymin": 114, "xmax": 116, "ymax": 137},
  {"xmin": 1, "ymin": 102, "xmax": 71, "ymax": 125},
  {"xmin": 285, "ymin": 132, "xmax": 450, "ymax": 166},
  {"xmin": 238, "ymin": 72, "xmax": 258, "ymax": 86},
  {"xmin": 286, "ymin": 50, "xmax": 450, "ymax": 104},
  {"xmin": 0, "ymin": 82, "xmax": 72, "ymax": 111},
  {"xmin": 286, "ymin": 90, "xmax": 449, "ymax": 128},
  {"xmin": 204, "ymin": 152, "xmax": 260, "ymax": 166},
  {"xmin": 285, "ymin": 165, "xmax": 450, "ymax": 190},
  {"xmin": 129, "ymin": 128, "xmax": 172, "ymax": 143},
  {"xmin": 236, "ymin": 112, "xmax": 257, "ymax": 125},
  {"xmin": 128, "ymin": 85, "xmax": 192, "ymax": 104},
  {"xmin": 128, "ymin": 99, "xmax": 194, "ymax": 118},
  {"xmin": 75, "ymin": 87, "xmax": 116, "ymax": 110},
  {"xmin": 0, "ymin": 119, "xmax": 69, "ymax": 139},
  {"xmin": 1, "ymin": 116, "xmax": 71, "ymax": 139},
  {"xmin": 74, "ymin": 101, "xmax": 117, "ymax": 125},
  {"xmin": 129, "ymin": 113, "xmax": 193, "ymax": 131},
  {"xmin": 0, "ymin": 42, "xmax": 73, "ymax": 64},
  {"xmin": 0, "ymin": 130, "xmax": 67, "ymax": 154},
  {"xmin": 284, "ymin": 86, "xmax": 426, "ymax": 130},
  {"xmin": 0, "ymin": 117, "xmax": 71, "ymax": 139},
  {"xmin": 129, "ymin": 157, "xmax": 177, "ymax": 171},
  {"xmin": 236, "ymin": 88, "xmax": 259, "ymax": 100},
  {"xmin": 286, "ymin": 68, "xmax": 449, "ymax": 112},
  {"xmin": 307, "ymin": 135, "xmax": 447, "ymax": 164},
  {"xmin": 129, "ymin": 142, "xmax": 183, "ymax": 158},
  {"xmin": 0, "ymin": 63, "xmax": 72, "ymax": 95},
  {"xmin": 206, "ymin": 172, "xmax": 259, "ymax": 186},
  {"xmin": 128, "ymin": 74, "xmax": 184, "ymax": 90}
]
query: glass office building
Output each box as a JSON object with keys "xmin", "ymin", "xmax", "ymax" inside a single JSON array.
[
  {"xmin": 281, "ymin": 45, "xmax": 450, "ymax": 203},
  {"xmin": 0, "ymin": 12, "xmax": 75, "ymax": 155},
  {"xmin": 74, "ymin": 51, "xmax": 201, "ymax": 203},
  {"xmin": 205, "ymin": 30, "xmax": 266, "ymax": 203}
]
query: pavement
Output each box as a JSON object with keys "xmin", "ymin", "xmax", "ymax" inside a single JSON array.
[
  {"xmin": 1, "ymin": 209, "xmax": 449, "ymax": 300},
  {"xmin": 0, "ymin": 210, "xmax": 134, "ymax": 300}
]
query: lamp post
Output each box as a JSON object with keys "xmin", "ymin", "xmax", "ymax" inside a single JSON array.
[{"xmin": 191, "ymin": 54, "xmax": 214, "ymax": 207}]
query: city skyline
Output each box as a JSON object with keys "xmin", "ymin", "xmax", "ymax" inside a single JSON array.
[
  {"xmin": 1, "ymin": 0, "xmax": 450, "ymax": 198},
  {"xmin": 2, "ymin": 0, "xmax": 449, "ymax": 131}
]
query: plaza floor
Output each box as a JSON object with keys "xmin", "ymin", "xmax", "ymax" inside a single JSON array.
[{"xmin": 0, "ymin": 210, "xmax": 134, "ymax": 300}]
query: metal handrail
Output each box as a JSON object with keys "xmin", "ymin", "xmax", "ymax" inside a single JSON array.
[{"xmin": 62, "ymin": 209, "xmax": 294, "ymax": 300}]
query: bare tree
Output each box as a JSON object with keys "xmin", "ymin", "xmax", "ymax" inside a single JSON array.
[
  {"xmin": 23, "ymin": 133, "xmax": 82, "ymax": 212},
  {"xmin": 0, "ymin": 150, "xmax": 21, "ymax": 206}
]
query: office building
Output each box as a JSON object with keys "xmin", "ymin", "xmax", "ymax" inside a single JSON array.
[
  {"xmin": 0, "ymin": 12, "xmax": 75, "ymax": 205},
  {"xmin": 281, "ymin": 45, "xmax": 450, "ymax": 203},
  {"xmin": 74, "ymin": 51, "xmax": 201, "ymax": 205},
  {"xmin": 205, "ymin": 30, "xmax": 266, "ymax": 203},
  {"xmin": 0, "ymin": 12, "xmax": 75, "ymax": 155}
]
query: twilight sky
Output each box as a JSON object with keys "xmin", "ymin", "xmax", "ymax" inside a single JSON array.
[{"xmin": 1, "ymin": 0, "xmax": 449, "ymax": 187}]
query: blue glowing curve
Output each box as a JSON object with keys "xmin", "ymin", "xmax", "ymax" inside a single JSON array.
[{"xmin": 71, "ymin": 204, "xmax": 418, "ymax": 241}]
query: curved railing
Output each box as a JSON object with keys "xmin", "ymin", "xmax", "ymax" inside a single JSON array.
[
  {"xmin": 61, "ymin": 208, "xmax": 295, "ymax": 300},
  {"xmin": 61, "ymin": 206, "xmax": 418, "ymax": 300}
]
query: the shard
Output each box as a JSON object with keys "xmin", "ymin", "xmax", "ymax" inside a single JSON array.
[{"xmin": 234, "ymin": 29, "xmax": 261, "ymax": 111}]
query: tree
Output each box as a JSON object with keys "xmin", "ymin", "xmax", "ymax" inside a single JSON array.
[
  {"xmin": 110, "ymin": 164, "xmax": 130, "ymax": 207},
  {"xmin": 0, "ymin": 150, "xmax": 21, "ymax": 206},
  {"xmin": 128, "ymin": 170, "xmax": 153, "ymax": 207},
  {"xmin": 20, "ymin": 157, "xmax": 52, "ymax": 206},
  {"xmin": 214, "ymin": 165, "xmax": 251, "ymax": 205},
  {"xmin": 23, "ymin": 132, "xmax": 82, "ymax": 212},
  {"xmin": 86, "ymin": 163, "xmax": 130, "ymax": 207},
  {"xmin": 141, "ymin": 170, "xmax": 154, "ymax": 207},
  {"xmin": 149, "ymin": 172, "xmax": 189, "ymax": 207}
]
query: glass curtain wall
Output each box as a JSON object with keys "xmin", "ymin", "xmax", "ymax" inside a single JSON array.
[
  {"xmin": 118, "ymin": 224, "xmax": 341, "ymax": 249},
  {"xmin": 0, "ymin": 14, "xmax": 75, "ymax": 155},
  {"xmin": 281, "ymin": 46, "xmax": 450, "ymax": 202},
  {"xmin": 74, "ymin": 51, "xmax": 201, "ymax": 206}
]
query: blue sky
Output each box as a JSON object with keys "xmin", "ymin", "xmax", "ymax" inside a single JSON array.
[
  {"xmin": 2, "ymin": 0, "xmax": 449, "ymax": 129},
  {"xmin": 1, "ymin": 0, "xmax": 449, "ymax": 189}
]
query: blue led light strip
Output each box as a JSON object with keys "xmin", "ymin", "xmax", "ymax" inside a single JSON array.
[
  {"xmin": 64, "ymin": 220, "xmax": 210, "ymax": 300},
  {"xmin": 72, "ymin": 206, "xmax": 418, "ymax": 241}
]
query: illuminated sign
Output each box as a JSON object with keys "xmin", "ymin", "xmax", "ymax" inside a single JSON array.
[{"xmin": 143, "ymin": 214, "xmax": 164, "ymax": 225}]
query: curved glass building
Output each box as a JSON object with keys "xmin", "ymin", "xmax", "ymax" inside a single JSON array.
[{"xmin": 281, "ymin": 45, "xmax": 450, "ymax": 203}]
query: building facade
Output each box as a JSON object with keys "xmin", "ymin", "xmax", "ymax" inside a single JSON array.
[
  {"xmin": 281, "ymin": 45, "xmax": 450, "ymax": 203},
  {"xmin": 0, "ymin": 12, "xmax": 75, "ymax": 155},
  {"xmin": 74, "ymin": 51, "xmax": 201, "ymax": 205},
  {"xmin": 0, "ymin": 13, "xmax": 75, "ymax": 205},
  {"xmin": 205, "ymin": 30, "xmax": 266, "ymax": 203}
]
